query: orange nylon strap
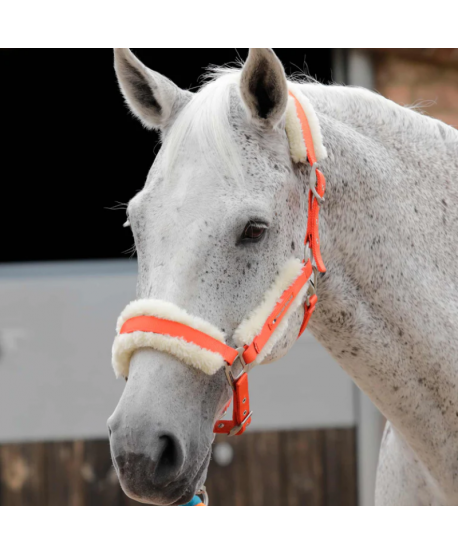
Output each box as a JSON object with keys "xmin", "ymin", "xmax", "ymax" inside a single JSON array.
[
  {"xmin": 213, "ymin": 373, "xmax": 251, "ymax": 436},
  {"xmin": 214, "ymin": 260, "xmax": 313, "ymax": 435},
  {"xmin": 120, "ymin": 316, "xmax": 239, "ymax": 366},
  {"xmin": 298, "ymin": 293, "xmax": 318, "ymax": 338},
  {"xmin": 242, "ymin": 259, "xmax": 313, "ymax": 365},
  {"xmin": 119, "ymin": 316, "xmax": 248, "ymax": 435},
  {"xmin": 289, "ymin": 91, "xmax": 326, "ymax": 274}
]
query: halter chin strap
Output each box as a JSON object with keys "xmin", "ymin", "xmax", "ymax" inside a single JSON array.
[{"xmin": 112, "ymin": 89, "xmax": 326, "ymax": 438}]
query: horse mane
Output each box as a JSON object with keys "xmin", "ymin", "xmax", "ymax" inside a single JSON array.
[
  {"xmin": 162, "ymin": 64, "xmax": 327, "ymax": 185},
  {"xmin": 161, "ymin": 64, "xmax": 458, "ymax": 187}
]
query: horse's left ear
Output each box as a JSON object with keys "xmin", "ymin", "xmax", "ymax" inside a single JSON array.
[
  {"xmin": 240, "ymin": 48, "xmax": 289, "ymax": 128},
  {"xmin": 114, "ymin": 48, "xmax": 192, "ymax": 130}
]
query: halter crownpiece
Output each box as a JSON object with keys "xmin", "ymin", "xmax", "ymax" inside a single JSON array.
[
  {"xmin": 285, "ymin": 85, "xmax": 328, "ymax": 165},
  {"xmin": 111, "ymin": 86, "xmax": 327, "ymax": 443}
]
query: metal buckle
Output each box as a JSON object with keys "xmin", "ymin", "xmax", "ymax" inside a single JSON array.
[
  {"xmin": 224, "ymin": 346, "xmax": 247, "ymax": 389},
  {"xmin": 309, "ymin": 161, "xmax": 325, "ymax": 205},
  {"xmin": 227, "ymin": 410, "xmax": 253, "ymax": 437},
  {"xmin": 218, "ymin": 348, "xmax": 253, "ymax": 437},
  {"xmin": 305, "ymin": 265, "xmax": 319, "ymax": 306}
]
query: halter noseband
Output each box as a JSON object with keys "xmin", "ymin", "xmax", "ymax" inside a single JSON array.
[{"xmin": 112, "ymin": 90, "xmax": 326, "ymax": 439}]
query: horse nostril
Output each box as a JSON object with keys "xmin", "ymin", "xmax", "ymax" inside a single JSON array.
[
  {"xmin": 154, "ymin": 434, "xmax": 184, "ymax": 486},
  {"xmin": 112, "ymin": 434, "xmax": 185, "ymax": 492},
  {"xmin": 159, "ymin": 435, "xmax": 176, "ymax": 465}
]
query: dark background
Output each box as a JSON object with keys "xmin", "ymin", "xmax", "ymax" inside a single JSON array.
[{"xmin": 1, "ymin": 49, "xmax": 333, "ymax": 263}]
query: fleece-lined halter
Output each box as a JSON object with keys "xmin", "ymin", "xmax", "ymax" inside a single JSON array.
[{"xmin": 112, "ymin": 86, "xmax": 327, "ymax": 441}]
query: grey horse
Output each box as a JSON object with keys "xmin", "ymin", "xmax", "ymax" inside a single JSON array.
[{"xmin": 108, "ymin": 48, "xmax": 458, "ymax": 506}]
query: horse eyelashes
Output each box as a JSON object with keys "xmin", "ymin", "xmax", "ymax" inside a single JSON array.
[{"xmin": 238, "ymin": 222, "xmax": 268, "ymax": 244}]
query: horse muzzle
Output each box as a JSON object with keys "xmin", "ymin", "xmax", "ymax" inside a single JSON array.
[
  {"xmin": 109, "ymin": 431, "xmax": 209, "ymax": 505},
  {"xmin": 107, "ymin": 349, "xmax": 219, "ymax": 505}
]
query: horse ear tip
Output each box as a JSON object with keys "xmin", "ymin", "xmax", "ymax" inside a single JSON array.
[
  {"xmin": 248, "ymin": 48, "xmax": 277, "ymax": 59},
  {"xmin": 114, "ymin": 48, "xmax": 133, "ymax": 62}
]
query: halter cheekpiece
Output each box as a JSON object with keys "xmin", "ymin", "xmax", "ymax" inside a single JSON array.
[{"xmin": 112, "ymin": 88, "xmax": 326, "ymax": 441}]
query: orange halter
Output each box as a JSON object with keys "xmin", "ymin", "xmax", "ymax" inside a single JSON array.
[{"xmin": 120, "ymin": 91, "xmax": 326, "ymax": 437}]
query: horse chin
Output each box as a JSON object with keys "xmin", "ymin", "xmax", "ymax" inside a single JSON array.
[{"xmin": 115, "ymin": 447, "xmax": 212, "ymax": 506}]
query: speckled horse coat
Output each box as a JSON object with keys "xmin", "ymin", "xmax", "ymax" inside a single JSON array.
[
  {"xmin": 108, "ymin": 48, "xmax": 458, "ymax": 506},
  {"xmin": 301, "ymin": 83, "xmax": 458, "ymax": 505}
]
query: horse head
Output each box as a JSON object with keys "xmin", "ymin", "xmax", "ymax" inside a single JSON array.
[{"xmin": 108, "ymin": 48, "xmax": 316, "ymax": 505}]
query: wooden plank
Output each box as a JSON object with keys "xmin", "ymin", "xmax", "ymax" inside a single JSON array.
[
  {"xmin": 78, "ymin": 440, "xmax": 123, "ymax": 506},
  {"xmin": 44, "ymin": 441, "xmax": 84, "ymax": 505},
  {"xmin": 244, "ymin": 432, "xmax": 283, "ymax": 506},
  {"xmin": 279, "ymin": 429, "xmax": 325, "ymax": 505},
  {"xmin": 323, "ymin": 428, "xmax": 358, "ymax": 506},
  {"xmin": 206, "ymin": 428, "xmax": 357, "ymax": 506},
  {"xmin": 0, "ymin": 443, "xmax": 47, "ymax": 505},
  {"xmin": 206, "ymin": 432, "xmax": 283, "ymax": 506}
]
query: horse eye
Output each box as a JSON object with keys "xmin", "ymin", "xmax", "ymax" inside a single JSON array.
[{"xmin": 239, "ymin": 222, "xmax": 268, "ymax": 243}]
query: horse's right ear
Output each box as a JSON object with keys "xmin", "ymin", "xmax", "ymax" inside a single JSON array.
[
  {"xmin": 114, "ymin": 49, "xmax": 192, "ymax": 130},
  {"xmin": 240, "ymin": 48, "xmax": 288, "ymax": 128}
]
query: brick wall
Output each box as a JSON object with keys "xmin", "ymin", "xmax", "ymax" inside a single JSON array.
[{"xmin": 371, "ymin": 49, "xmax": 458, "ymax": 128}]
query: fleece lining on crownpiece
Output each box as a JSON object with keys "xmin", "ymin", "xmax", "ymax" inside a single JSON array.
[{"xmin": 285, "ymin": 83, "xmax": 328, "ymax": 164}]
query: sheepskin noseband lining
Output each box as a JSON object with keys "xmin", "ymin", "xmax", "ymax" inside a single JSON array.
[
  {"xmin": 112, "ymin": 299, "xmax": 227, "ymax": 378},
  {"xmin": 112, "ymin": 258, "xmax": 310, "ymax": 378}
]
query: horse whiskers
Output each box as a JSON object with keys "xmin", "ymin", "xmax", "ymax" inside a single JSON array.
[
  {"xmin": 105, "ymin": 201, "xmax": 129, "ymax": 211},
  {"xmin": 122, "ymin": 244, "xmax": 137, "ymax": 258},
  {"xmin": 104, "ymin": 201, "xmax": 131, "ymax": 227}
]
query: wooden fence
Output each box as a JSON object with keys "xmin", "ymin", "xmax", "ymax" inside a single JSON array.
[{"xmin": 0, "ymin": 428, "xmax": 357, "ymax": 506}]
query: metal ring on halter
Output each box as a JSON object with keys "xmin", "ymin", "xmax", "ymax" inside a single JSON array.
[
  {"xmin": 196, "ymin": 486, "xmax": 209, "ymax": 506},
  {"xmin": 309, "ymin": 161, "xmax": 325, "ymax": 205}
]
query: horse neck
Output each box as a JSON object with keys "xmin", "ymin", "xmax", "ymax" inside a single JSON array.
[{"xmin": 302, "ymin": 83, "xmax": 458, "ymax": 497}]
